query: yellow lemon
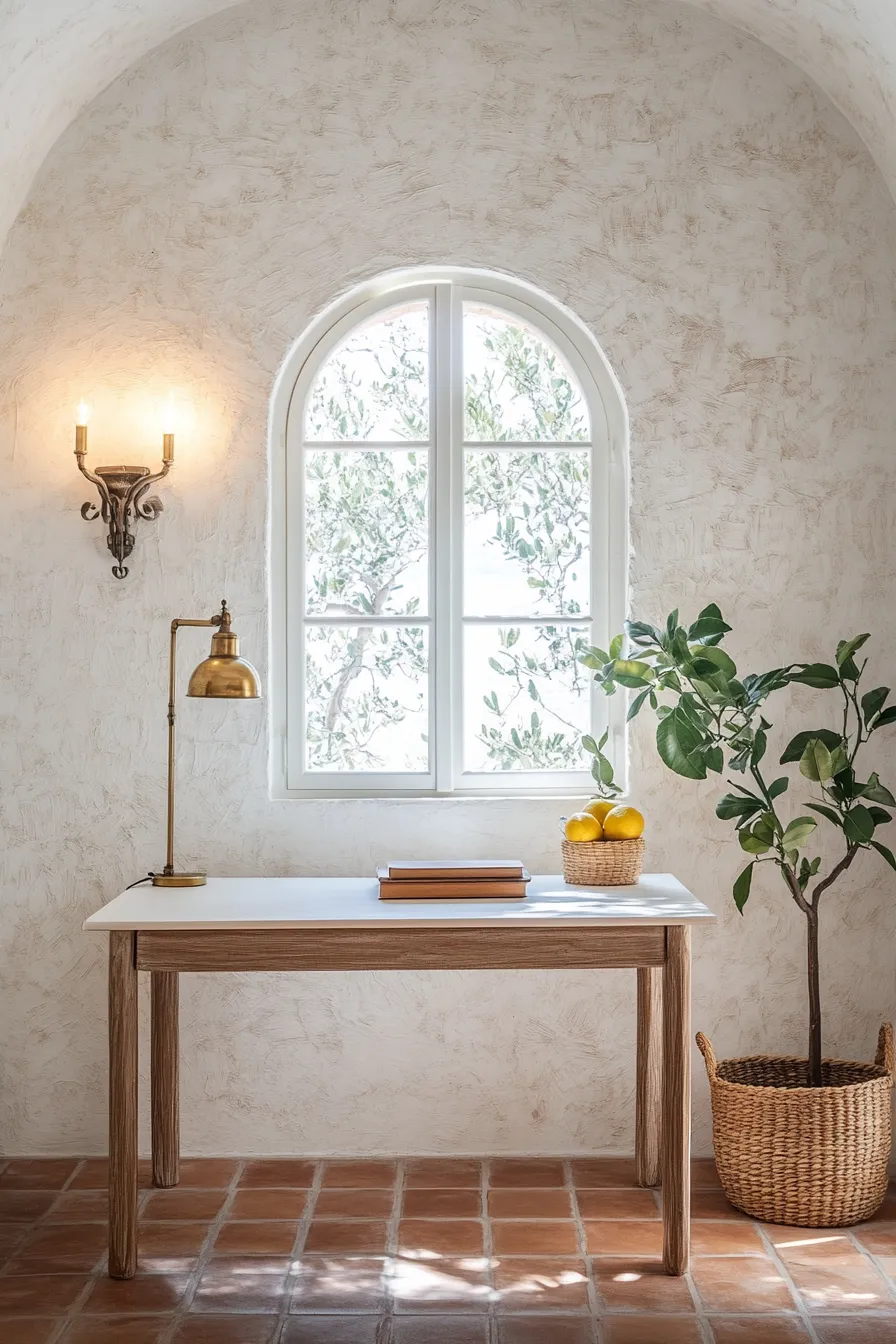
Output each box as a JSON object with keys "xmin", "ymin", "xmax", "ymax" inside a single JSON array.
[
  {"xmin": 602, "ymin": 805, "xmax": 645, "ymax": 840},
  {"xmin": 564, "ymin": 812, "xmax": 603, "ymax": 843},
  {"xmin": 583, "ymin": 798, "xmax": 616, "ymax": 826}
]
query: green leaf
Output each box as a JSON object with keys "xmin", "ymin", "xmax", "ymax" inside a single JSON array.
[
  {"xmin": 582, "ymin": 735, "xmax": 599, "ymax": 755},
  {"xmin": 780, "ymin": 728, "xmax": 843, "ymax": 764},
  {"xmin": 829, "ymin": 746, "xmax": 849, "ymax": 777},
  {"xmin": 789, "ymin": 663, "xmax": 842, "ymax": 689},
  {"xmin": 872, "ymin": 840, "xmax": 896, "ymax": 872},
  {"xmin": 599, "ymin": 729, "xmax": 610, "ymax": 750},
  {"xmin": 579, "ymin": 646, "xmax": 611, "ymax": 671},
  {"xmin": 844, "ymin": 805, "xmax": 875, "ymax": 844},
  {"xmin": 733, "ymin": 862, "xmax": 754, "ymax": 913},
  {"xmin": 612, "ymin": 659, "xmax": 653, "ymax": 689},
  {"xmin": 781, "ymin": 816, "xmax": 817, "ymax": 849},
  {"xmin": 861, "ymin": 687, "xmax": 889, "ymax": 726},
  {"xmin": 666, "ymin": 609, "xmax": 679, "ymax": 642},
  {"xmin": 627, "ymin": 688, "xmax": 651, "ymax": 722},
  {"xmin": 753, "ymin": 813, "xmax": 777, "ymax": 845},
  {"xmin": 859, "ymin": 773, "xmax": 896, "ymax": 806},
  {"xmin": 716, "ymin": 794, "xmax": 762, "ymax": 822},
  {"xmin": 625, "ymin": 620, "xmax": 661, "ymax": 646},
  {"xmin": 806, "ymin": 802, "xmax": 843, "ymax": 827},
  {"xmin": 609, "ymin": 632, "xmax": 624, "ymax": 659},
  {"xmin": 799, "ymin": 738, "xmax": 834, "ymax": 782},
  {"xmin": 868, "ymin": 806, "xmax": 892, "ymax": 826},
  {"xmin": 656, "ymin": 706, "xmax": 707, "ymax": 780},
  {"xmin": 836, "ymin": 634, "xmax": 870, "ymax": 667},
  {"xmin": 873, "ymin": 706, "xmax": 896, "ymax": 729},
  {"xmin": 767, "ymin": 776, "xmax": 789, "ymax": 800},
  {"xmin": 598, "ymin": 755, "xmax": 614, "ymax": 786},
  {"xmin": 751, "ymin": 730, "xmax": 767, "ymax": 767},
  {"xmin": 739, "ymin": 829, "xmax": 770, "ymax": 854},
  {"xmin": 691, "ymin": 644, "xmax": 737, "ymax": 680},
  {"xmin": 704, "ymin": 745, "xmax": 724, "ymax": 773},
  {"xmin": 689, "ymin": 604, "xmax": 733, "ymax": 644}
]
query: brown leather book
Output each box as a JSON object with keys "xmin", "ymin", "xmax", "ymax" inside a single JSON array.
[
  {"xmin": 378, "ymin": 873, "xmax": 530, "ymax": 901},
  {"xmin": 384, "ymin": 859, "xmax": 525, "ymax": 881}
]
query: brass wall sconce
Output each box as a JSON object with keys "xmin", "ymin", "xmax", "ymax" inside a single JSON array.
[
  {"xmin": 155, "ymin": 600, "xmax": 261, "ymax": 887},
  {"xmin": 74, "ymin": 401, "xmax": 175, "ymax": 579}
]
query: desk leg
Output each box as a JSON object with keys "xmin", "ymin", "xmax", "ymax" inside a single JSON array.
[
  {"xmin": 109, "ymin": 931, "xmax": 138, "ymax": 1279},
  {"xmin": 151, "ymin": 972, "xmax": 180, "ymax": 1188},
  {"xmin": 662, "ymin": 925, "xmax": 691, "ymax": 1275},
  {"xmin": 636, "ymin": 966, "xmax": 662, "ymax": 1188}
]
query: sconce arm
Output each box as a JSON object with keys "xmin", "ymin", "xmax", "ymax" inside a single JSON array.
[
  {"xmin": 129, "ymin": 459, "xmax": 172, "ymax": 521},
  {"xmin": 75, "ymin": 451, "xmax": 114, "ymax": 522}
]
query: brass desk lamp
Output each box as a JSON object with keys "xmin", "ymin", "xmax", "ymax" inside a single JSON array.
[{"xmin": 153, "ymin": 600, "xmax": 260, "ymax": 887}]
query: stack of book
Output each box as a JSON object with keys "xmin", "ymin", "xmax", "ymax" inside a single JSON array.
[{"xmin": 377, "ymin": 859, "xmax": 530, "ymax": 901}]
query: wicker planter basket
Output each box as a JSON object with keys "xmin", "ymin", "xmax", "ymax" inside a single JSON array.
[
  {"xmin": 697, "ymin": 1024, "xmax": 895, "ymax": 1227},
  {"xmin": 561, "ymin": 837, "xmax": 644, "ymax": 886}
]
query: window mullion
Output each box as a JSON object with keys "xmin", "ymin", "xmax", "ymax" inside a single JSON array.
[
  {"xmin": 432, "ymin": 283, "xmax": 454, "ymax": 792},
  {"xmin": 449, "ymin": 284, "xmax": 466, "ymax": 787}
]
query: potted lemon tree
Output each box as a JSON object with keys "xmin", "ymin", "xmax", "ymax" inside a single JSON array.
[{"xmin": 583, "ymin": 607, "xmax": 895, "ymax": 1226}]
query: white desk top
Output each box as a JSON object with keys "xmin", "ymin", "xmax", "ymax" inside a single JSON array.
[{"xmin": 83, "ymin": 874, "xmax": 714, "ymax": 931}]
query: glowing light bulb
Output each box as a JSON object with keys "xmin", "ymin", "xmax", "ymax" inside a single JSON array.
[{"xmin": 75, "ymin": 401, "xmax": 91, "ymax": 427}]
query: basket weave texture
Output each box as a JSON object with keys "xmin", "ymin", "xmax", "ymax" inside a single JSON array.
[
  {"xmin": 561, "ymin": 836, "xmax": 644, "ymax": 886},
  {"xmin": 697, "ymin": 1024, "xmax": 894, "ymax": 1227}
]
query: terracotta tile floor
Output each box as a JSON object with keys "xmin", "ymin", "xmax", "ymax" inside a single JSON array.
[{"xmin": 0, "ymin": 1156, "xmax": 894, "ymax": 1342}]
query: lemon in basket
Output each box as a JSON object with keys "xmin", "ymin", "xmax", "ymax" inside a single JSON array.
[
  {"xmin": 602, "ymin": 805, "xmax": 645, "ymax": 840},
  {"xmin": 583, "ymin": 798, "xmax": 617, "ymax": 826},
  {"xmin": 564, "ymin": 812, "xmax": 603, "ymax": 843}
]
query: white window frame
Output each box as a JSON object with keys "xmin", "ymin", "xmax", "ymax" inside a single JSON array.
[{"xmin": 269, "ymin": 266, "xmax": 629, "ymax": 799}]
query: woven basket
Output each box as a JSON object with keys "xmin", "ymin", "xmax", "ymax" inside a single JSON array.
[
  {"xmin": 697, "ymin": 1024, "xmax": 895, "ymax": 1227},
  {"xmin": 561, "ymin": 837, "xmax": 644, "ymax": 886}
]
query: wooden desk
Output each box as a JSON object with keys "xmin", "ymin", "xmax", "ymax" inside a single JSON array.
[{"xmin": 84, "ymin": 874, "xmax": 714, "ymax": 1279}]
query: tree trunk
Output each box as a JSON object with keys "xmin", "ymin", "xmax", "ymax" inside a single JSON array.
[{"xmin": 807, "ymin": 907, "xmax": 823, "ymax": 1086}]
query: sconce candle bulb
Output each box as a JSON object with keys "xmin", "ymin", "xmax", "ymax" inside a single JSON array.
[{"xmin": 73, "ymin": 397, "xmax": 177, "ymax": 579}]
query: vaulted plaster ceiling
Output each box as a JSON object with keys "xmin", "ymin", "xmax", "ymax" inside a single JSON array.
[{"xmin": 1, "ymin": 0, "xmax": 895, "ymax": 254}]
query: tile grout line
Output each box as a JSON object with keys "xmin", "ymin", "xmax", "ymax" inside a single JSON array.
[
  {"xmin": 481, "ymin": 1158, "xmax": 496, "ymax": 1344},
  {"xmin": 154, "ymin": 1157, "xmax": 247, "ymax": 1344},
  {"xmin": 383, "ymin": 1157, "xmax": 405, "ymax": 1339},
  {"xmin": 50, "ymin": 1159, "xmax": 154, "ymax": 1344},
  {"xmin": 565, "ymin": 1159, "xmax": 602, "ymax": 1344},
  {"xmin": 752, "ymin": 1221, "xmax": 823, "ymax": 1344},
  {"xmin": 0, "ymin": 1155, "xmax": 89, "ymax": 1279},
  {"xmin": 42, "ymin": 1159, "xmax": 105, "ymax": 1344},
  {"xmin": 843, "ymin": 1221, "xmax": 896, "ymax": 1307},
  {"xmin": 271, "ymin": 1157, "xmax": 325, "ymax": 1344}
]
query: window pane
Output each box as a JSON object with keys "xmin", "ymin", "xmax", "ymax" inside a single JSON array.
[
  {"xmin": 305, "ymin": 449, "xmax": 428, "ymax": 616},
  {"xmin": 464, "ymin": 306, "xmax": 589, "ymax": 442},
  {"xmin": 464, "ymin": 450, "xmax": 589, "ymax": 617},
  {"xmin": 306, "ymin": 301, "xmax": 429, "ymax": 441},
  {"xmin": 305, "ymin": 625, "xmax": 429, "ymax": 773},
  {"xmin": 464, "ymin": 624, "xmax": 590, "ymax": 772}
]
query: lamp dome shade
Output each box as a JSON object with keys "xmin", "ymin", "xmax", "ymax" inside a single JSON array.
[
  {"xmin": 187, "ymin": 654, "xmax": 260, "ymax": 698},
  {"xmin": 186, "ymin": 625, "xmax": 260, "ymax": 699}
]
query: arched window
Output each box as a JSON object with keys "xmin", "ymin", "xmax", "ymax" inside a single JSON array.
[{"xmin": 270, "ymin": 268, "xmax": 628, "ymax": 797}]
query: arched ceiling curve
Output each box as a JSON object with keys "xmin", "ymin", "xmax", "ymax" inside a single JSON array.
[{"xmin": 1, "ymin": 0, "xmax": 895, "ymax": 255}]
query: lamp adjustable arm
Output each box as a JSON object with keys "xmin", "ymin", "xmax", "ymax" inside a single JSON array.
[{"xmin": 164, "ymin": 603, "xmax": 229, "ymax": 876}]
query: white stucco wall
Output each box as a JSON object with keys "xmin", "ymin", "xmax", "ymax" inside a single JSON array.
[{"xmin": 1, "ymin": 0, "xmax": 895, "ymax": 1158}]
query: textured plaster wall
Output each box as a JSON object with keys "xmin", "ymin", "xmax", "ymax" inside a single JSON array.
[
  {"xmin": 3, "ymin": 0, "xmax": 896, "ymax": 255},
  {"xmin": 1, "ymin": 0, "xmax": 896, "ymax": 1157}
]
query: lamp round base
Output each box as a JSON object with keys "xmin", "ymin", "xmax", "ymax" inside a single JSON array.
[{"xmin": 152, "ymin": 872, "xmax": 207, "ymax": 888}]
